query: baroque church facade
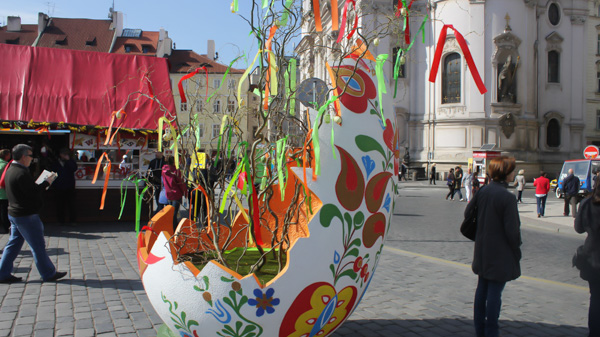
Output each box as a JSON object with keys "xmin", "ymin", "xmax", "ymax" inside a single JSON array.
[{"xmin": 298, "ymin": 0, "xmax": 591, "ymax": 179}]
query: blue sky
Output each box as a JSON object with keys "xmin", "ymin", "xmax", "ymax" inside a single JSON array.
[{"xmin": 0, "ymin": 1, "xmax": 287, "ymax": 68}]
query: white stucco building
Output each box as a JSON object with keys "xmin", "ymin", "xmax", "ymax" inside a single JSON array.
[{"xmin": 298, "ymin": 0, "xmax": 590, "ymax": 179}]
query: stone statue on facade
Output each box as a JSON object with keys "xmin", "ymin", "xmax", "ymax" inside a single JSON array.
[{"xmin": 497, "ymin": 55, "xmax": 519, "ymax": 103}]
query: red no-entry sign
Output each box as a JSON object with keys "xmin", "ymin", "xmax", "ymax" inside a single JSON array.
[{"xmin": 583, "ymin": 145, "xmax": 599, "ymax": 159}]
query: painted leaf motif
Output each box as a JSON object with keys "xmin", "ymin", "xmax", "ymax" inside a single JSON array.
[
  {"xmin": 365, "ymin": 172, "xmax": 393, "ymax": 213},
  {"xmin": 355, "ymin": 135, "xmax": 386, "ymax": 159},
  {"xmin": 363, "ymin": 212, "xmax": 386, "ymax": 248},
  {"xmin": 320, "ymin": 204, "xmax": 343, "ymax": 228},
  {"xmin": 335, "ymin": 146, "xmax": 365, "ymax": 211}
]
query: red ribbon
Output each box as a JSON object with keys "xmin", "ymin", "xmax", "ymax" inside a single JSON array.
[
  {"xmin": 428, "ymin": 25, "xmax": 487, "ymax": 95},
  {"xmin": 178, "ymin": 67, "xmax": 208, "ymax": 104},
  {"xmin": 35, "ymin": 126, "xmax": 51, "ymax": 139},
  {"xmin": 337, "ymin": 0, "xmax": 358, "ymax": 43},
  {"xmin": 248, "ymin": 174, "xmax": 263, "ymax": 247},
  {"xmin": 395, "ymin": 0, "xmax": 414, "ymax": 44}
]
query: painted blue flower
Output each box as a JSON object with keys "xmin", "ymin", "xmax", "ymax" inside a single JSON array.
[
  {"xmin": 247, "ymin": 288, "xmax": 280, "ymax": 317},
  {"xmin": 382, "ymin": 194, "xmax": 391, "ymax": 213},
  {"xmin": 361, "ymin": 155, "xmax": 375, "ymax": 179}
]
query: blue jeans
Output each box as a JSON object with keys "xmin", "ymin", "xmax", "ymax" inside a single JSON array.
[
  {"xmin": 536, "ymin": 195, "xmax": 547, "ymax": 216},
  {"xmin": 474, "ymin": 276, "xmax": 506, "ymax": 337},
  {"xmin": 0, "ymin": 214, "xmax": 57, "ymax": 281}
]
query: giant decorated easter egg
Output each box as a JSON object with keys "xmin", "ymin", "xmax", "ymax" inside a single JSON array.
[{"xmin": 137, "ymin": 57, "xmax": 398, "ymax": 337}]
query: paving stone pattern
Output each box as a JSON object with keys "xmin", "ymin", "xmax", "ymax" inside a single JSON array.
[{"xmin": 0, "ymin": 185, "xmax": 591, "ymax": 336}]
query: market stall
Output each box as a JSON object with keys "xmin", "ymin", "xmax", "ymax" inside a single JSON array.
[{"xmin": 0, "ymin": 43, "xmax": 176, "ymax": 223}]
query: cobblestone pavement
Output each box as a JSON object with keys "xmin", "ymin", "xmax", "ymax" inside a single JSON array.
[{"xmin": 0, "ymin": 181, "xmax": 591, "ymax": 336}]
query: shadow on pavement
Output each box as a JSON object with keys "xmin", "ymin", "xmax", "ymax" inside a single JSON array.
[
  {"xmin": 332, "ymin": 318, "xmax": 587, "ymax": 337},
  {"xmin": 67, "ymin": 278, "xmax": 145, "ymax": 291}
]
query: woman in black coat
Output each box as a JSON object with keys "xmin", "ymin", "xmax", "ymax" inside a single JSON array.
[
  {"xmin": 464, "ymin": 156, "xmax": 522, "ymax": 337},
  {"xmin": 574, "ymin": 183, "xmax": 600, "ymax": 337}
]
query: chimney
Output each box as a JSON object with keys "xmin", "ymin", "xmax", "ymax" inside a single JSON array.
[
  {"xmin": 207, "ymin": 40, "xmax": 215, "ymax": 60},
  {"xmin": 110, "ymin": 10, "xmax": 123, "ymax": 36},
  {"xmin": 38, "ymin": 12, "xmax": 48, "ymax": 35},
  {"xmin": 159, "ymin": 27, "xmax": 165, "ymax": 41},
  {"xmin": 7, "ymin": 16, "xmax": 21, "ymax": 32}
]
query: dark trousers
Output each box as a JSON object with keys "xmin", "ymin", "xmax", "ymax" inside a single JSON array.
[
  {"xmin": 589, "ymin": 280, "xmax": 600, "ymax": 337},
  {"xmin": 536, "ymin": 195, "xmax": 547, "ymax": 216},
  {"xmin": 56, "ymin": 188, "xmax": 76, "ymax": 224},
  {"xmin": 429, "ymin": 175, "xmax": 436, "ymax": 184},
  {"xmin": 517, "ymin": 190, "xmax": 523, "ymax": 202},
  {"xmin": 446, "ymin": 185, "xmax": 455, "ymax": 199},
  {"xmin": 564, "ymin": 195, "xmax": 580, "ymax": 217},
  {"xmin": 474, "ymin": 276, "xmax": 506, "ymax": 337},
  {"xmin": 0, "ymin": 199, "xmax": 9, "ymax": 233}
]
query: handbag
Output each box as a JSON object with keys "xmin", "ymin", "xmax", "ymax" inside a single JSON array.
[
  {"xmin": 158, "ymin": 177, "xmax": 168, "ymax": 205},
  {"xmin": 460, "ymin": 204, "xmax": 477, "ymax": 241}
]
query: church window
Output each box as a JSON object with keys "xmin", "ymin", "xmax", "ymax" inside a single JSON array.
[
  {"xmin": 442, "ymin": 53, "xmax": 461, "ymax": 104},
  {"xmin": 548, "ymin": 3, "xmax": 560, "ymax": 26},
  {"xmin": 547, "ymin": 118, "xmax": 561, "ymax": 147},
  {"xmin": 548, "ymin": 51, "xmax": 560, "ymax": 83}
]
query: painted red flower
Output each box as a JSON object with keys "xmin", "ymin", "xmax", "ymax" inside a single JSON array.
[{"xmin": 333, "ymin": 65, "xmax": 376, "ymax": 114}]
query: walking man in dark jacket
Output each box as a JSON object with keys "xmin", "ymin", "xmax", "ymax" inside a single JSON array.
[
  {"xmin": 563, "ymin": 168, "xmax": 581, "ymax": 218},
  {"xmin": 0, "ymin": 144, "xmax": 67, "ymax": 283}
]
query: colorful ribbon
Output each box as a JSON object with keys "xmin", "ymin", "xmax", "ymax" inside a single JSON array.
[
  {"xmin": 375, "ymin": 54, "xmax": 389, "ymax": 127},
  {"xmin": 285, "ymin": 58, "xmax": 297, "ymax": 116},
  {"xmin": 429, "ymin": 24, "xmax": 487, "ymax": 94},
  {"xmin": 119, "ymin": 176, "xmax": 150, "ymax": 234},
  {"xmin": 157, "ymin": 117, "xmax": 179, "ymax": 169},
  {"xmin": 91, "ymin": 152, "xmax": 112, "ymax": 210},
  {"xmin": 311, "ymin": 95, "xmax": 338, "ymax": 177},
  {"xmin": 312, "ymin": 0, "xmax": 323, "ymax": 31},
  {"xmin": 276, "ymin": 136, "xmax": 288, "ymax": 200},
  {"xmin": 208, "ymin": 56, "xmax": 243, "ymax": 103},
  {"xmin": 178, "ymin": 67, "xmax": 208, "ymax": 104},
  {"xmin": 279, "ymin": 0, "xmax": 295, "ymax": 27},
  {"xmin": 337, "ymin": 0, "xmax": 358, "ymax": 43}
]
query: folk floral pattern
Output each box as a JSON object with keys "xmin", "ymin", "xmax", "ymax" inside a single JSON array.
[
  {"xmin": 333, "ymin": 66, "xmax": 376, "ymax": 114},
  {"xmin": 195, "ymin": 276, "xmax": 263, "ymax": 337},
  {"xmin": 279, "ymin": 282, "xmax": 357, "ymax": 337}
]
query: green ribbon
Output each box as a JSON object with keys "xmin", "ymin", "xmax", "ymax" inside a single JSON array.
[
  {"xmin": 287, "ymin": 58, "xmax": 297, "ymax": 116},
  {"xmin": 231, "ymin": 0, "xmax": 239, "ymax": 12},
  {"xmin": 220, "ymin": 142, "xmax": 248, "ymax": 214},
  {"xmin": 276, "ymin": 136, "xmax": 289, "ymax": 200},
  {"xmin": 207, "ymin": 55, "xmax": 243, "ymax": 103},
  {"xmin": 279, "ymin": 0, "xmax": 295, "ymax": 27},
  {"xmin": 311, "ymin": 95, "xmax": 338, "ymax": 177},
  {"xmin": 119, "ymin": 176, "xmax": 150, "ymax": 235},
  {"xmin": 393, "ymin": 49, "xmax": 404, "ymax": 98},
  {"xmin": 401, "ymin": 0, "xmax": 408, "ymax": 31},
  {"xmin": 375, "ymin": 54, "xmax": 389, "ymax": 127}
]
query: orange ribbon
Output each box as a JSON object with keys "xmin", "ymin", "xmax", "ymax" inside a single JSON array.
[
  {"xmin": 312, "ymin": 0, "xmax": 323, "ymax": 31},
  {"xmin": 105, "ymin": 110, "xmax": 127, "ymax": 146},
  {"xmin": 91, "ymin": 152, "xmax": 112, "ymax": 210}
]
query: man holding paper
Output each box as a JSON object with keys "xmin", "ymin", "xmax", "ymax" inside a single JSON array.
[{"xmin": 0, "ymin": 144, "xmax": 67, "ymax": 283}]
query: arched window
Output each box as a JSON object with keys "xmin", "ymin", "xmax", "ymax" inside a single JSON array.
[
  {"xmin": 547, "ymin": 118, "xmax": 561, "ymax": 147},
  {"xmin": 548, "ymin": 51, "xmax": 560, "ymax": 83},
  {"xmin": 442, "ymin": 53, "xmax": 461, "ymax": 104}
]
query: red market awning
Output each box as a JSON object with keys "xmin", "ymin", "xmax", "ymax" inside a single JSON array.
[{"xmin": 0, "ymin": 43, "xmax": 175, "ymax": 130}]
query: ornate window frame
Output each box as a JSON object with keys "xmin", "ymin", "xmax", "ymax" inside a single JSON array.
[
  {"xmin": 545, "ymin": 32, "xmax": 563, "ymax": 88},
  {"xmin": 543, "ymin": 111, "xmax": 563, "ymax": 149}
]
